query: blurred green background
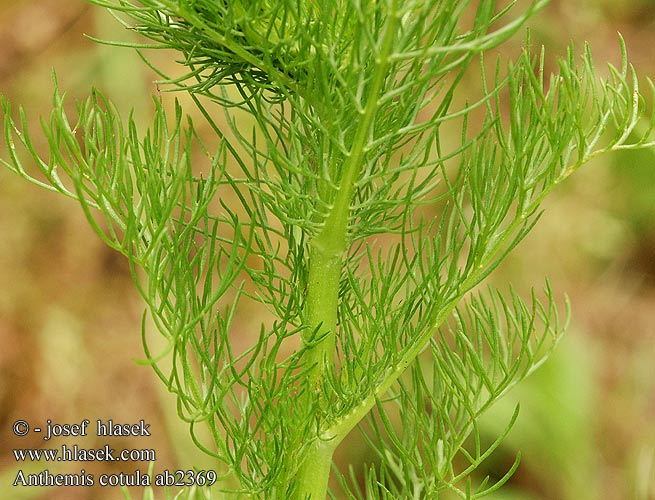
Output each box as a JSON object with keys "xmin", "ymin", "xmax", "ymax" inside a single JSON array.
[{"xmin": 0, "ymin": 1, "xmax": 654, "ymax": 499}]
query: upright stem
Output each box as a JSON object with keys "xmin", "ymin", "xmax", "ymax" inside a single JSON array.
[
  {"xmin": 300, "ymin": 1, "xmax": 399, "ymax": 389},
  {"xmin": 302, "ymin": 231, "xmax": 344, "ymax": 387},
  {"xmin": 293, "ymin": 6, "xmax": 399, "ymax": 498},
  {"xmin": 289, "ymin": 438, "xmax": 340, "ymax": 500}
]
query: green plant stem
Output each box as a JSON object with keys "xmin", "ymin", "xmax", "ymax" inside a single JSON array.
[
  {"xmin": 301, "ymin": 0, "xmax": 399, "ymax": 389},
  {"xmin": 294, "ymin": 9, "xmax": 399, "ymax": 499},
  {"xmin": 303, "ymin": 234, "xmax": 343, "ymax": 386},
  {"xmin": 289, "ymin": 438, "xmax": 340, "ymax": 500}
]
